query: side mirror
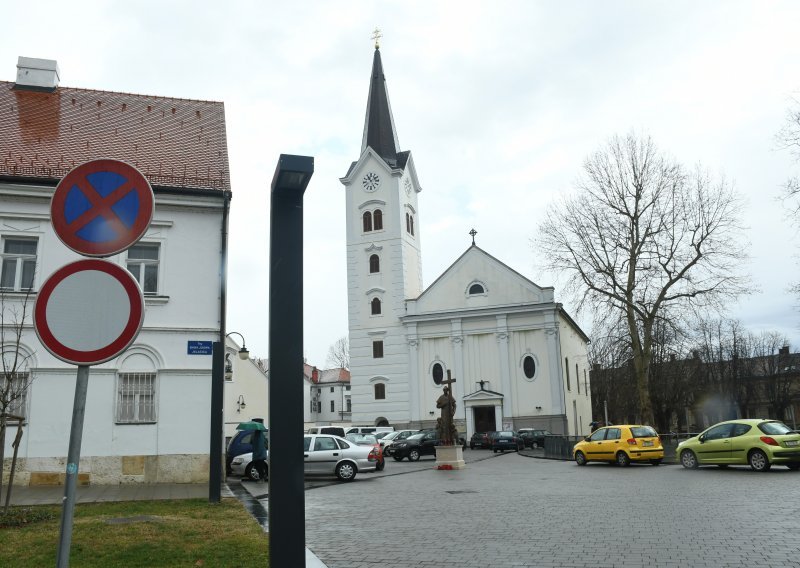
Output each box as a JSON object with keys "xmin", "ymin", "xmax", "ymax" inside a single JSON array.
[
  {"xmin": 584, "ymin": 437, "xmax": 591, "ymax": 442},
  {"xmin": 698, "ymin": 435, "xmax": 705, "ymax": 443}
]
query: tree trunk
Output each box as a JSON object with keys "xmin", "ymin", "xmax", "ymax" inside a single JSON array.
[{"xmin": 0, "ymin": 416, "xmax": 6, "ymax": 499}]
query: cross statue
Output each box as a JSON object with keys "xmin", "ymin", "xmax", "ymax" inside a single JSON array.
[
  {"xmin": 371, "ymin": 27, "xmax": 383, "ymax": 49},
  {"xmin": 436, "ymin": 370, "xmax": 458, "ymax": 444},
  {"xmin": 469, "ymin": 228, "xmax": 477, "ymax": 245},
  {"xmin": 478, "ymin": 379, "xmax": 486, "ymax": 391}
]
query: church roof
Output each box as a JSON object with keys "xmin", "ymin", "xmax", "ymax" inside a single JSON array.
[
  {"xmin": 0, "ymin": 81, "xmax": 230, "ymax": 191},
  {"xmin": 361, "ymin": 47, "xmax": 402, "ymax": 168}
]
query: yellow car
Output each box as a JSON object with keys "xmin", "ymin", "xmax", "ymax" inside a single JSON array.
[
  {"xmin": 676, "ymin": 419, "xmax": 800, "ymax": 472},
  {"xmin": 573, "ymin": 425, "xmax": 664, "ymax": 466}
]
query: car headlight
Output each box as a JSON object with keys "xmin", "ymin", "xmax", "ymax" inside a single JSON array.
[
  {"xmin": 232, "ymin": 458, "xmax": 243, "ymax": 465},
  {"xmin": 396, "ymin": 443, "xmax": 407, "ymax": 448}
]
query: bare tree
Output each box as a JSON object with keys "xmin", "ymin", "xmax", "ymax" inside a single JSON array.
[
  {"xmin": 326, "ymin": 336, "xmax": 350, "ymax": 370},
  {"xmin": 778, "ymin": 98, "xmax": 800, "ymax": 220},
  {"xmin": 538, "ymin": 134, "xmax": 749, "ymax": 424},
  {"xmin": 1, "ymin": 288, "xmax": 36, "ymax": 503},
  {"xmin": 752, "ymin": 334, "xmax": 795, "ymax": 421}
]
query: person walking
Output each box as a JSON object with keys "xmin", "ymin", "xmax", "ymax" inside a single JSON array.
[{"xmin": 251, "ymin": 428, "xmax": 268, "ymax": 482}]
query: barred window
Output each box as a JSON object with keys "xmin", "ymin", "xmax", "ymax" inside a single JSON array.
[
  {"xmin": 4, "ymin": 372, "xmax": 30, "ymax": 420},
  {"xmin": 116, "ymin": 373, "xmax": 157, "ymax": 423}
]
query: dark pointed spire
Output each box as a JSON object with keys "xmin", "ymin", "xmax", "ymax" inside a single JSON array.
[{"xmin": 361, "ymin": 45, "xmax": 400, "ymax": 166}]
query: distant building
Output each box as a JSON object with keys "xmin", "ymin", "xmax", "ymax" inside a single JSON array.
[
  {"xmin": 305, "ymin": 364, "xmax": 351, "ymax": 427},
  {"xmin": 341, "ymin": 46, "xmax": 592, "ymax": 437},
  {"xmin": 0, "ymin": 57, "xmax": 231, "ymax": 484}
]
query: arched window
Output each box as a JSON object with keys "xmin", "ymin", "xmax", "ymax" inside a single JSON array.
[
  {"xmin": 363, "ymin": 211, "xmax": 373, "ymax": 232},
  {"xmin": 371, "ymin": 298, "xmax": 382, "ymax": 315},
  {"xmin": 405, "ymin": 212, "xmax": 410, "ymax": 233},
  {"xmin": 523, "ymin": 356, "xmax": 536, "ymax": 379},
  {"xmin": 374, "ymin": 383, "xmax": 386, "ymax": 400},
  {"xmin": 369, "ymin": 254, "xmax": 380, "ymax": 273},
  {"xmin": 410, "ymin": 215, "xmax": 414, "ymax": 236},
  {"xmin": 373, "ymin": 209, "xmax": 383, "ymax": 230},
  {"xmin": 432, "ymin": 363, "xmax": 444, "ymax": 385},
  {"xmin": 468, "ymin": 283, "xmax": 485, "ymax": 295}
]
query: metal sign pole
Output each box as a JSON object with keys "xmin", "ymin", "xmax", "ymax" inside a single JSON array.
[{"xmin": 56, "ymin": 364, "xmax": 90, "ymax": 568}]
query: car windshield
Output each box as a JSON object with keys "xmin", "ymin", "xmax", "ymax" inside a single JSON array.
[
  {"xmin": 759, "ymin": 421, "xmax": 793, "ymax": 435},
  {"xmin": 380, "ymin": 431, "xmax": 399, "ymax": 441},
  {"xmin": 630, "ymin": 426, "xmax": 658, "ymax": 438}
]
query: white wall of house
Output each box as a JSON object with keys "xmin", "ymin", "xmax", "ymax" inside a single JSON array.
[
  {"xmin": 223, "ymin": 336, "xmax": 268, "ymax": 442},
  {"xmin": 1, "ymin": 181, "xmax": 225, "ymax": 484}
]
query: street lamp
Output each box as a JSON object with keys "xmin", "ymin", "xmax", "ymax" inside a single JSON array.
[
  {"xmin": 226, "ymin": 331, "xmax": 250, "ymax": 360},
  {"xmin": 269, "ymin": 154, "xmax": 313, "ymax": 568}
]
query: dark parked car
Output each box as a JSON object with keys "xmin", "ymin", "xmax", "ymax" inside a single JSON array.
[
  {"xmin": 518, "ymin": 429, "xmax": 552, "ymax": 449},
  {"xmin": 469, "ymin": 432, "xmax": 492, "ymax": 449},
  {"xmin": 491, "ymin": 431, "xmax": 523, "ymax": 452},
  {"xmin": 226, "ymin": 429, "xmax": 268, "ymax": 475},
  {"xmin": 389, "ymin": 430, "xmax": 466, "ymax": 461}
]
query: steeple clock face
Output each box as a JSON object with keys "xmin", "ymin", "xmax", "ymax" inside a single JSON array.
[
  {"xmin": 362, "ymin": 171, "xmax": 381, "ymax": 192},
  {"xmin": 404, "ymin": 178, "xmax": 412, "ymax": 196}
]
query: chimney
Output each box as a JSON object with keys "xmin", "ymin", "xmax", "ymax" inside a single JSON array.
[{"xmin": 15, "ymin": 56, "xmax": 60, "ymax": 92}]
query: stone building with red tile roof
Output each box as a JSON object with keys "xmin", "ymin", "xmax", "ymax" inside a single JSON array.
[{"xmin": 1, "ymin": 57, "xmax": 232, "ymax": 484}]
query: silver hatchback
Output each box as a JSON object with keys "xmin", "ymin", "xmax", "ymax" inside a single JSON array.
[{"xmin": 231, "ymin": 434, "xmax": 378, "ymax": 482}]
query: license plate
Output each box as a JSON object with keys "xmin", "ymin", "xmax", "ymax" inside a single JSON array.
[
  {"xmin": 500, "ymin": 440, "xmax": 509, "ymax": 443},
  {"xmin": 786, "ymin": 440, "xmax": 799, "ymax": 447},
  {"xmin": 643, "ymin": 441, "xmax": 654, "ymax": 447}
]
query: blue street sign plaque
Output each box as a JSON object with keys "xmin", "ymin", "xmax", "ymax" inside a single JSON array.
[{"xmin": 188, "ymin": 341, "xmax": 213, "ymax": 355}]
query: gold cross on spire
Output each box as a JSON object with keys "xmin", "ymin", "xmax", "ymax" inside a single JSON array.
[{"xmin": 371, "ymin": 27, "xmax": 383, "ymax": 49}]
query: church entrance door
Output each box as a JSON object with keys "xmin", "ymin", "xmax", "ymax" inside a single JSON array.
[{"xmin": 473, "ymin": 406, "xmax": 496, "ymax": 433}]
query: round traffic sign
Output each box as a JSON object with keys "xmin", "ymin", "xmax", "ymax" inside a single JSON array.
[
  {"xmin": 34, "ymin": 260, "xmax": 145, "ymax": 365},
  {"xmin": 51, "ymin": 159, "xmax": 154, "ymax": 257}
]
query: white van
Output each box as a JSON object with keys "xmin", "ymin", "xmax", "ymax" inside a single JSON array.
[
  {"xmin": 344, "ymin": 426, "xmax": 394, "ymax": 436},
  {"xmin": 307, "ymin": 426, "xmax": 346, "ymax": 437}
]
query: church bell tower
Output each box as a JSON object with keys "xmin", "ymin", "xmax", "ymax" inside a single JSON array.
[{"xmin": 339, "ymin": 36, "xmax": 423, "ymax": 426}]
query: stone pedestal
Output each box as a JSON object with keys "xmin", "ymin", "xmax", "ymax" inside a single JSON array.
[{"xmin": 434, "ymin": 445, "xmax": 465, "ymax": 470}]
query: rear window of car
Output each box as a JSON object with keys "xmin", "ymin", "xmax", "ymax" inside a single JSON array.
[
  {"xmin": 759, "ymin": 421, "xmax": 792, "ymax": 435},
  {"xmin": 497, "ymin": 432, "xmax": 514, "ymax": 438},
  {"xmin": 630, "ymin": 426, "xmax": 658, "ymax": 438}
]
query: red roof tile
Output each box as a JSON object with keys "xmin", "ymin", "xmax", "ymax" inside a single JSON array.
[{"xmin": 0, "ymin": 82, "xmax": 230, "ymax": 191}]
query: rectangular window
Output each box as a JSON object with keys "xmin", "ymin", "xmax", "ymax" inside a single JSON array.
[
  {"xmin": 1, "ymin": 238, "xmax": 37, "ymax": 291},
  {"xmin": 346, "ymin": 398, "xmax": 351, "ymax": 412},
  {"xmin": 576, "ymin": 364, "xmax": 580, "ymax": 394},
  {"xmin": 116, "ymin": 372, "xmax": 157, "ymax": 423},
  {"xmin": 4, "ymin": 372, "xmax": 30, "ymax": 420},
  {"xmin": 565, "ymin": 358, "xmax": 571, "ymax": 391},
  {"xmin": 373, "ymin": 341, "xmax": 384, "ymax": 358},
  {"xmin": 330, "ymin": 387, "xmax": 334, "ymax": 393},
  {"xmin": 127, "ymin": 243, "xmax": 160, "ymax": 294},
  {"xmin": 346, "ymin": 385, "xmax": 351, "ymax": 391},
  {"xmin": 330, "ymin": 400, "xmax": 335, "ymax": 413}
]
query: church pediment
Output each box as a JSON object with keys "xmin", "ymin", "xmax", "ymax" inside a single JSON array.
[
  {"xmin": 463, "ymin": 389, "xmax": 504, "ymax": 402},
  {"xmin": 407, "ymin": 246, "xmax": 554, "ymax": 315}
]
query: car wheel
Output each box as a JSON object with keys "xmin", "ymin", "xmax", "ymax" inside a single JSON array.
[
  {"xmin": 717, "ymin": 464, "xmax": 729, "ymax": 469},
  {"xmin": 408, "ymin": 449, "xmax": 420, "ymax": 462},
  {"xmin": 393, "ymin": 456, "xmax": 404, "ymax": 462},
  {"xmin": 650, "ymin": 459, "xmax": 662, "ymax": 466},
  {"xmin": 575, "ymin": 451, "xmax": 587, "ymax": 466},
  {"xmin": 532, "ymin": 442, "xmax": 539, "ymax": 449},
  {"xmin": 470, "ymin": 443, "xmax": 475, "ymax": 449},
  {"xmin": 335, "ymin": 461, "xmax": 357, "ymax": 481},
  {"xmin": 748, "ymin": 449, "xmax": 771, "ymax": 472},
  {"xmin": 786, "ymin": 463, "xmax": 800, "ymax": 471},
  {"xmin": 244, "ymin": 463, "xmax": 260, "ymax": 481},
  {"xmin": 616, "ymin": 451, "xmax": 630, "ymax": 467},
  {"xmin": 680, "ymin": 449, "xmax": 698, "ymax": 469},
  {"xmin": 493, "ymin": 449, "xmax": 497, "ymax": 453}
]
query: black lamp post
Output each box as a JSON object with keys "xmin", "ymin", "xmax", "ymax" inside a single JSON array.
[{"xmin": 269, "ymin": 154, "xmax": 313, "ymax": 567}]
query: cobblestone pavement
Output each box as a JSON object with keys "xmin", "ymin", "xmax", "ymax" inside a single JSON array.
[{"xmin": 302, "ymin": 452, "xmax": 800, "ymax": 568}]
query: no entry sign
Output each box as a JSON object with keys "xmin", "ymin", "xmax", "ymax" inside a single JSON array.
[
  {"xmin": 33, "ymin": 259, "xmax": 145, "ymax": 365},
  {"xmin": 51, "ymin": 159, "xmax": 154, "ymax": 257}
]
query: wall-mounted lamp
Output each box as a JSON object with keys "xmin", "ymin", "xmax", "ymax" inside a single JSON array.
[
  {"xmin": 237, "ymin": 395, "xmax": 247, "ymax": 412},
  {"xmin": 429, "ymin": 411, "xmax": 435, "ymax": 416},
  {"xmin": 535, "ymin": 406, "xmax": 542, "ymax": 411},
  {"xmin": 226, "ymin": 331, "xmax": 250, "ymax": 360}
]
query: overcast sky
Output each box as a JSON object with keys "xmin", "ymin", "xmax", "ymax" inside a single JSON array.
[{"xmin": 4, "ymin": 1, "xmax": 800, "ymax": 365}]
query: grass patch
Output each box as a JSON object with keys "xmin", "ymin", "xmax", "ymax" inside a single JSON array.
[
  {"xmin": 0, "ymin": 506, "xmax": 57, "ymax": 528},
  {"xmin": 0, "ymin": 498, "xmax": 269, "ymax": 567}
]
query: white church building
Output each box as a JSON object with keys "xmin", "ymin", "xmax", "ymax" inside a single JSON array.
[{"xmin": 341, "ymin": 45, "xmax": 592, "ymax": 438}]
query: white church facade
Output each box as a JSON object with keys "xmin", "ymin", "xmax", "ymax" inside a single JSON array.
[{"xmin": 341, "ymin": 45, "xmax": 592, "ymax": 438}]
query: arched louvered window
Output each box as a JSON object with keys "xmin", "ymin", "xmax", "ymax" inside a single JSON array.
[
  {"xmin": 432, "ymin": 363, "xmax": 444, "ymax": 385},
  {"xmin": 373, "ymin": 209, "xmax": 383, "ymax": 230},
  {"xmin": 363, "ymin": 211, "xmax": 373, "ymax": 232},
  {"xmin": 469, "ymin": 283, "xmax": 485, "ymax": 295},
  {"xmin": 410, "ymin": 215, "xmax": 414, "ymax": 236},
  {"xmin": 371, "ymin": 297, "xmax": 382, "ymax": 315},
  {"xmin": 369, "ymin": 254, "xmax": 380, "ymax": 273},
  {"xmin": 405, "ymin": 212, "xmax": 410, "ymax": 233}
]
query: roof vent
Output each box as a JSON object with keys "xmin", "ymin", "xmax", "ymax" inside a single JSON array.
[{"xmin": 15, "ymin": 56, "xmax": 60, "ymax": 92}]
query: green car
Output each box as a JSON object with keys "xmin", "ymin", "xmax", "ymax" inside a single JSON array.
[{"xmin": 677, "ymin": 419, "xmax": 800, "ymax": 472}]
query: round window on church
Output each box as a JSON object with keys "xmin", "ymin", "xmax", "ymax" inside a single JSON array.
[
  {"xmin": 432, "ymin": 363, "xmax": 444, "ymax": 385},
  {"xmin": 523, "ymin": 355, "xmax": 536, "ymax": 380}
]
